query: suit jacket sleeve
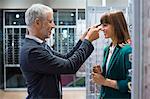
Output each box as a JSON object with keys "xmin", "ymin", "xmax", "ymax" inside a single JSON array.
[
  {"xmin": 27, "ymin": 39, "xmax": 94, "ymax": 74},
  {"xmin": 51, "ymin": 40, "xmax": 82, "ymax": 58},
  {"xmin": 117, "ymin": 46, "xmax": 132, "ymax": 93}
]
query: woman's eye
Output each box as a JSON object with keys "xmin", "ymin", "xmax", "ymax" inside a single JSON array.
[{"xmin": 103, "ymin": 24, "xmax": 107, "ymax": 27}]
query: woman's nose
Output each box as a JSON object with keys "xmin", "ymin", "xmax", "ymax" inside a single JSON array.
[{"xmin": 101, "ymin": 27, "xmax": 104, "ymax": 31}]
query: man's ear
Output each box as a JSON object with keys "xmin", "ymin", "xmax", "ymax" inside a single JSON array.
[{"xmin": 35, "ymin": 18, "xmax": 41, "ymax": 25}]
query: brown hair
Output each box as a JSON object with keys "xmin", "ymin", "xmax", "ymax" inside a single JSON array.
[{"xmin": 100, "ymin": 11, "xmax": 130, "ymax": 44}]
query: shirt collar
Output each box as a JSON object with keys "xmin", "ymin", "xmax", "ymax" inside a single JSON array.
[{"xmin": 25, "ymin": 35, "xmax": 44, "ymax": 44}]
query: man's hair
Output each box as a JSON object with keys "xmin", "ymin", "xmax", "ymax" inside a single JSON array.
[
  {"xmin": 25, "ymin": 4, "xmax": 53, "ymax": 26},
  {"xmin": 100, "ymin": 10, "xmax": 130, "ymax": 44}
]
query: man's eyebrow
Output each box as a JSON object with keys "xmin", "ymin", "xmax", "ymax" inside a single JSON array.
[{"xmin": 48, "ymin": 19, "xmax": 53, "ymax": 21}]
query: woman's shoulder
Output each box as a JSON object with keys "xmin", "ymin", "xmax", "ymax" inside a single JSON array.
[{"xmin": 119, "ymin": 43, "xmax": 132, "ymax": 53}]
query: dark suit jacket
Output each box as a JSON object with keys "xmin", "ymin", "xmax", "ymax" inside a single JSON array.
[
  {"xmin": 100, "ymin": 44, "xmax": 132, "ymax": 99},
  {"xmin": 20, "ymin": 38, "xmax": 94, "ymax": 99}
]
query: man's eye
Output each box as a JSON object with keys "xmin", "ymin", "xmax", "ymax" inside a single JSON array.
[
  {"xmin": 49, "ymin": 20, "xmax": 52, "ymax": 23},
  {"xmin": 48, "ymin": 19, "xmax": 53, "ymax": 23}
]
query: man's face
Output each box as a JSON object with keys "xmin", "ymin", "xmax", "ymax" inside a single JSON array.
[{"xmin": 40, "ymin": 12, "xmax": 55, "ymax": 40}]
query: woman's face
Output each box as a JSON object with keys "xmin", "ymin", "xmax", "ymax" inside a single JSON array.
[{"xmin": 101, "ymin": 23, "xmax": 113, "ymax": 39}]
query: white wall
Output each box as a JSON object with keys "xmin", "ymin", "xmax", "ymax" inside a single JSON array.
[
  {"xmin": 0, "ymin": 0, "xmax": 86, "ymax": 9},
  {"xmin": 87, "ymin": 0, "xmax": 102, "ymax": 7},
  {"xmin": 0, "ymin": 0, "xmax": 128, "ymax": 9},
  {"xmin": 107, "ymin": 0, "xmax": 128, "ymax": 7}
]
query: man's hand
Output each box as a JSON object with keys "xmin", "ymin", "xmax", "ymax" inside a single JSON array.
[
  {"xmin": 85, "ymin": 26, "xmax": 101, "ymax": 42},
  {"xmin": 80, "ymin": 30, "xmax": 88, "ymax": 41}
]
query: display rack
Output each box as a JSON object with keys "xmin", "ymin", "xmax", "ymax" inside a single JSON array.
[{"xmin": 3, "ymin": 10, "xmax": 27, "ymax": 90}]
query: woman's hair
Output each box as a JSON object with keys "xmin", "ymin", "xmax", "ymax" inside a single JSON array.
[
  {"xmin": 25, "ymin": 4, "xmax": 53, "ymax": 26},
  {"xmin": 100, "ymin": 11, "xmax": 130, "ymax": 44}
]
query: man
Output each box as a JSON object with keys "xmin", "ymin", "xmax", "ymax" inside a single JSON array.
[{"xmin": 20, "ymin": 3, "xmax": 100, "ymax": 99}]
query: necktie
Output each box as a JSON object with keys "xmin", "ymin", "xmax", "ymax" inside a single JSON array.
[{"xmin": 42, "ymin": 42, "xmax": 48, "ymax": 49}]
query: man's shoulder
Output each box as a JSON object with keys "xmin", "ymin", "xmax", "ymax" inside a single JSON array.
[
  {"xmin": 21, "ymin": 38, "xmax": 43, "ymax": 52},
  {"xmin": 23, "ymin": 38, "xmax": 41, "ymax": 47}
]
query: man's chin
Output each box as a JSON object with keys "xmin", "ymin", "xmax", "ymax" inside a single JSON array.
[
  {"xmin": 48, "ymin": 32, "xmax": 51, "ymax": 36},
  {"xmin": 46, "ymin": 35, "xmax": 51, "ymax": 39},
  {"xmin": 45, "ymin": 36, "xmax": 50, "ymax": 39}
]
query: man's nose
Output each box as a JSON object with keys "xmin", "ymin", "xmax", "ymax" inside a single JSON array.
[{"xmin": 52, "ymin": 21, "xmax": 55, "ymax": 28}]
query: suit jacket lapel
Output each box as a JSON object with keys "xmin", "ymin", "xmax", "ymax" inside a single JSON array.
[
  {"xmin": 102, "ymin": 47, "xmax": 109, "ymax": 75},
  {"xmin": 106, "ymin": 45, "xmax": 120, "ymax": 75}
]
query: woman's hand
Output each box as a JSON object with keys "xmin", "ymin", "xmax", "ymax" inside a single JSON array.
[
  {"xmin": 92, "ymin": 72, "xmax": 106, "ymax": 85},
  {"xmin": 92, "ymin": 72, "xmax": 118, "ymax": 89},
  {"xmin": 93, "ymin": 65, "xmax": 102, "ymax": 74}
]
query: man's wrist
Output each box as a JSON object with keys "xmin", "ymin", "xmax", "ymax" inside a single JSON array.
[{"xmin": 85, "ymin": 37, "xmax": 92, "ymax": 42}]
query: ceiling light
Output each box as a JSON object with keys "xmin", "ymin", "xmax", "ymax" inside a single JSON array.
[{"xmin": 16, "ymin": 14, "xmax": 20, "ymax": 18}]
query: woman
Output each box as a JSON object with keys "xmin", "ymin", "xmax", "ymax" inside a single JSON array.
[{"xmin": 92, "ymin": 11, "xmax": 132, "ymax": 99}]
